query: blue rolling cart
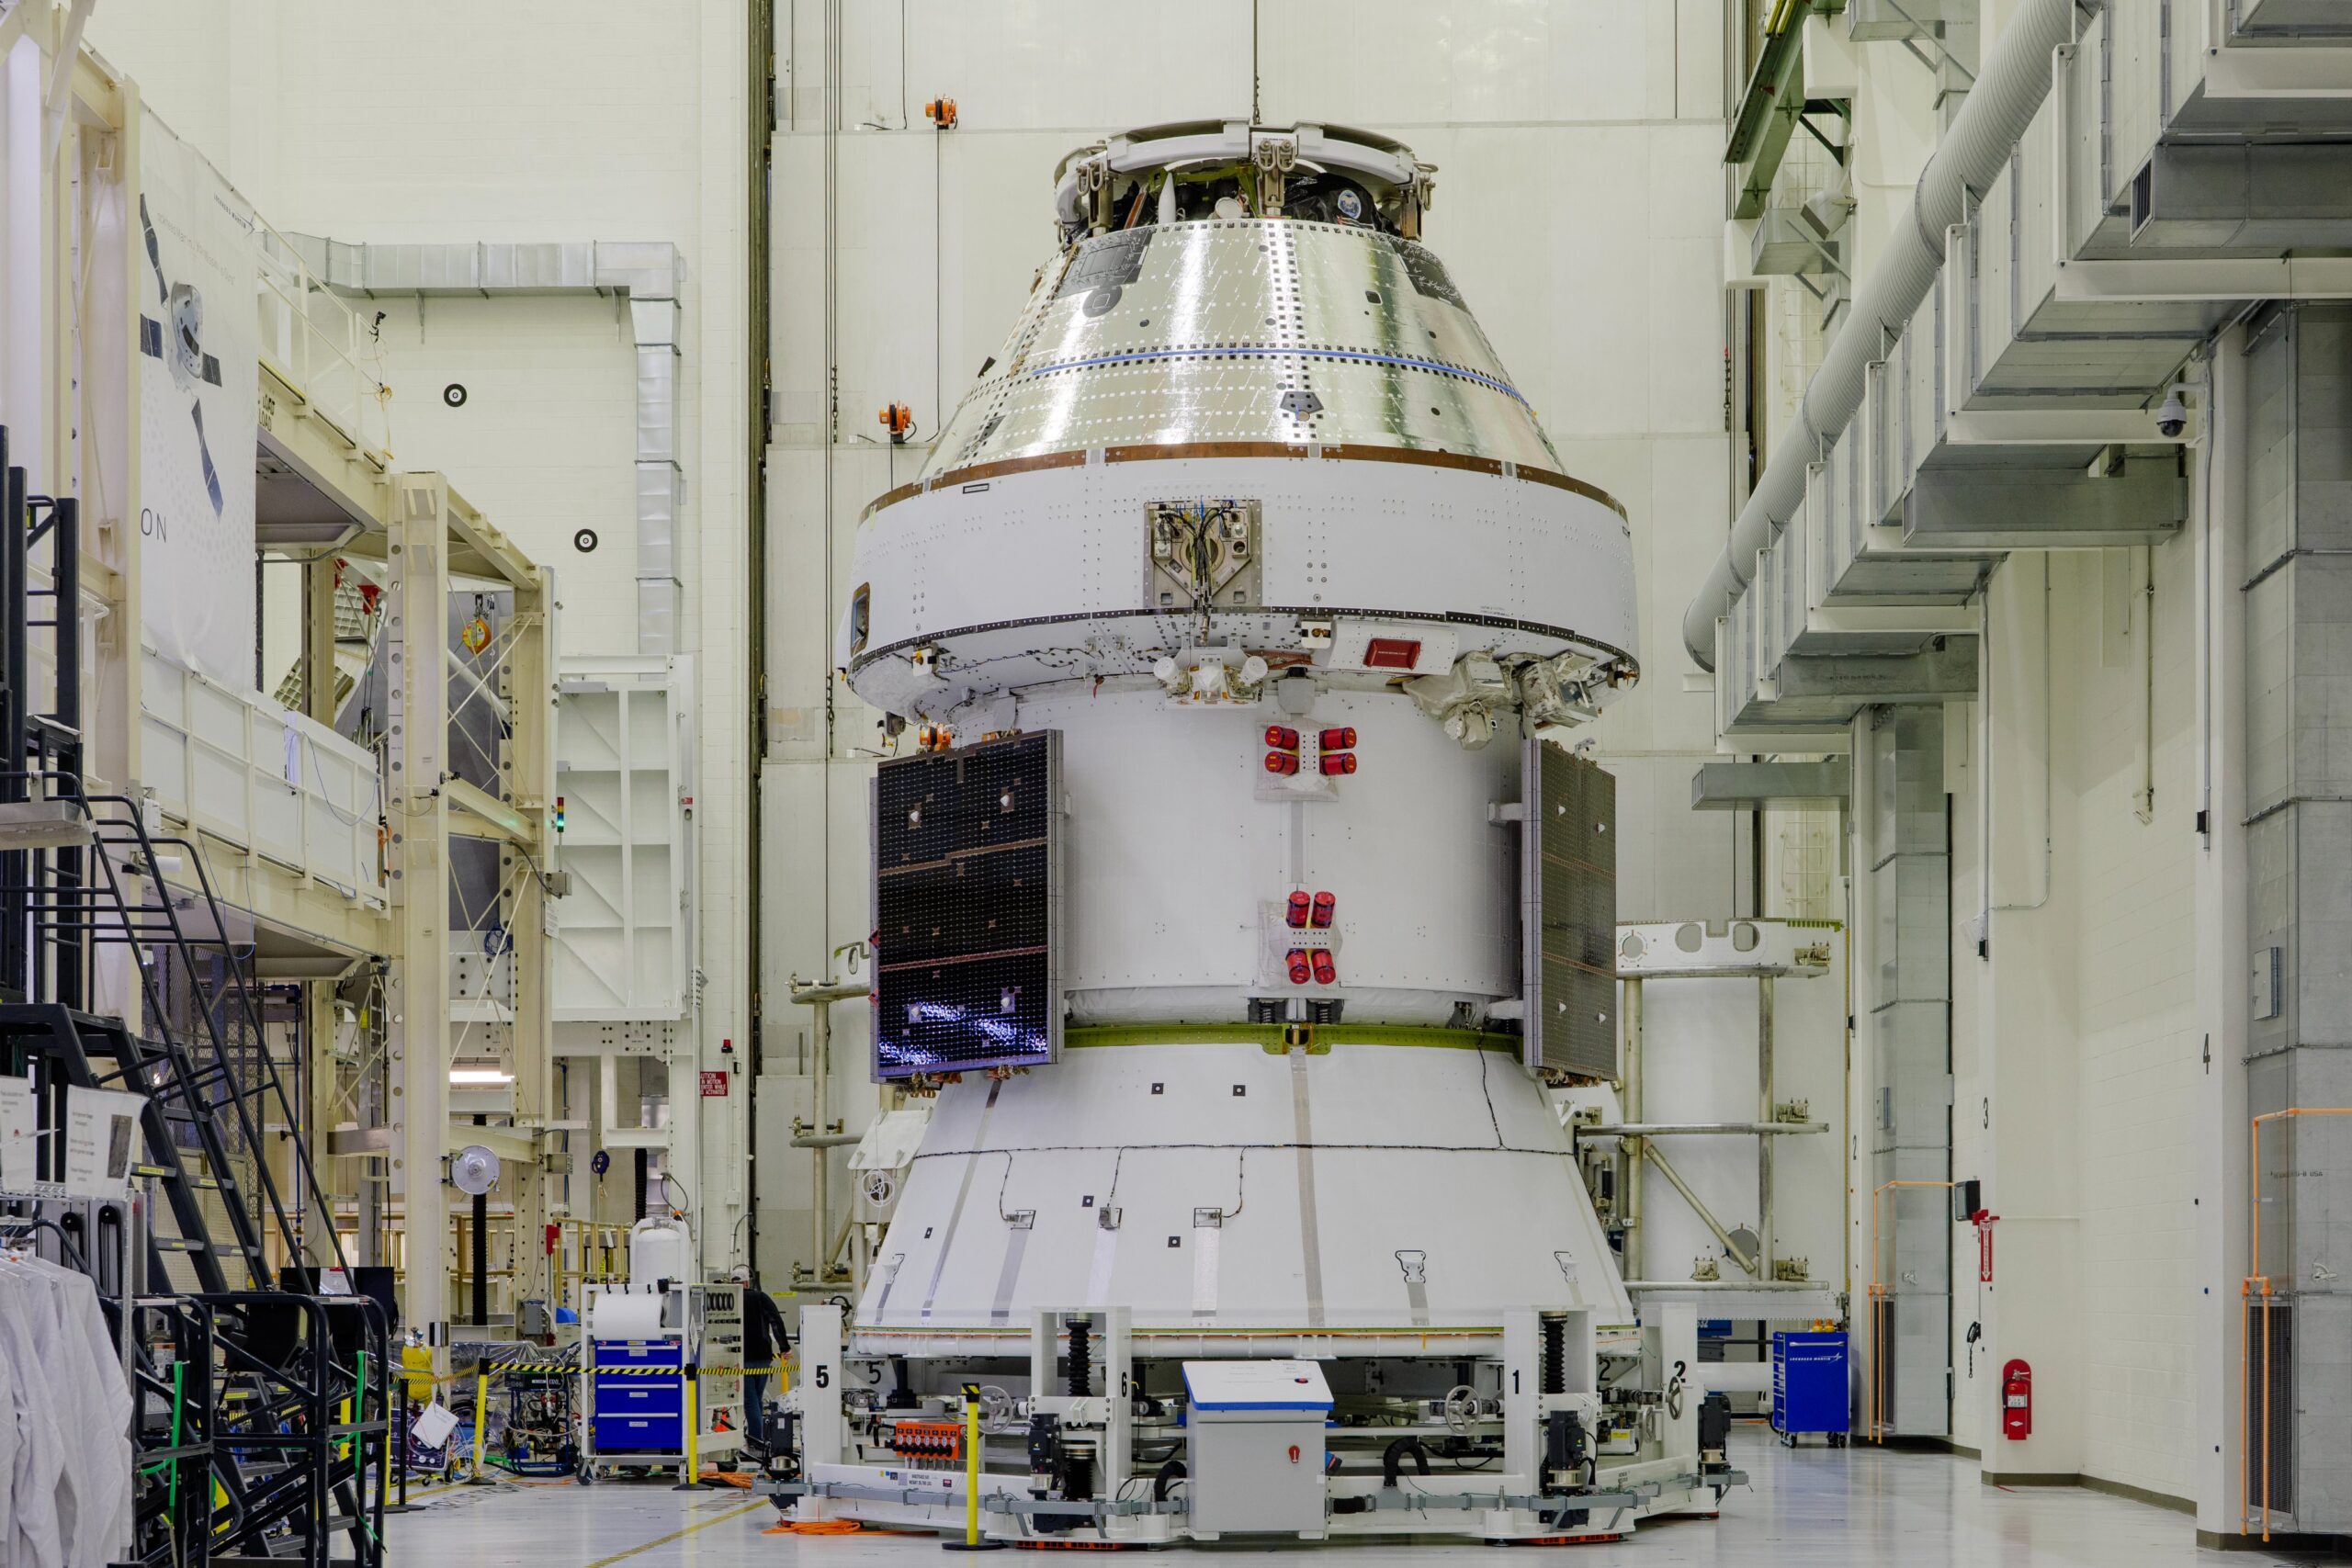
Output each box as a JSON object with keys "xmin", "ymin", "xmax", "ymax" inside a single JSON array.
[
  {"xmin": 585, "ymin": 1336, "xmax": 685, "ymax": 1476},
  {"xmin": 1771, "ymin": 1330, "xmax": 1850, "ymax": 1447}
]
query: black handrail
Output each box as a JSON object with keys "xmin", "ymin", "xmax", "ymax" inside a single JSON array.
[{"xmin": 0, "ymin": 780, "xmax": 352, "ymax": 1281}]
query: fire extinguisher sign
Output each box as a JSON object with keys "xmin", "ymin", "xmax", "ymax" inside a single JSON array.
[{"xmin": 699, "ymin": 1070, "xmax": 729, "ymax": 1098}]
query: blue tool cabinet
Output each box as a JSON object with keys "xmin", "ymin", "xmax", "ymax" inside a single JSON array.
[
  {"xmin": 591, "ymin": 1337, "xmax": 684, "ymax": 1454},
  {"xmin": 1771, "ymin": 1330, "xmax": 1850, "ymax": 1446}
]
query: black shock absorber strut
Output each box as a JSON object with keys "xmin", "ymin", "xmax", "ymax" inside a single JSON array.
[{"xmin": 1541, "ymin": 1314, "xmax": 1566, "ymax": 1396}]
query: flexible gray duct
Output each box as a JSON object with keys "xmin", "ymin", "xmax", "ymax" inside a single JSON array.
[{"xmin": 1683, "ymin": 0, "xmax": 2082, "ymax": 670}]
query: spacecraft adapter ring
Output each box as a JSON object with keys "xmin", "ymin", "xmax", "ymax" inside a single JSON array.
[{"xmin": 847, "ymin": 604, "xmax": 1638, "ymax": 692}]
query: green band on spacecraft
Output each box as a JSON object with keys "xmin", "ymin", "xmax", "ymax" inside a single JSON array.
[{"xmin": 1060, "ymin": 1023, "xmax": 1521, "ymax": 1055}]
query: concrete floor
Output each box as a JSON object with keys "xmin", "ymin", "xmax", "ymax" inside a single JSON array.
[{"xmin": 387, "ymin": 1429, "xmax": 2327, "ymax": 1566}]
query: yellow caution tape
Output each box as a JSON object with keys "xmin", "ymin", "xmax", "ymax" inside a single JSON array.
[{"xmin": 403, "ymin": 1361, "xmax": 786, "ymax": 1387}]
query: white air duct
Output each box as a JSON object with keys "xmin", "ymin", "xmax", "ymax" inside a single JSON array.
[{"xmin": 1681, "ymin": 0, "xmax": 2080, "ymax": 669}]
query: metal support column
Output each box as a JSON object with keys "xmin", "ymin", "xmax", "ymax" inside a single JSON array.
[
  {"xmin": 508, "ymin": 565, "xmax": 556, "ymax": 1166},
  {"xmin": 788, "ymin": 975, "xmax": 864, "ymax": 1287},
  {"xmin": 1621, "ymin": 976, "xmax": 1644, "ymax": 1280},
  {"xmin": 390, "ymin": 475, "xmax": 455, "ymax": 1364},
  {"xmin": 1758, "ymin": 976, "xmax": 1776, "ymax": 1274}
]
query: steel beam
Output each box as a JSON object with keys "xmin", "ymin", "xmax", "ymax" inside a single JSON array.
[
  {"xmin": 1581, "ymin": 1122, "xmax": 1831, "ymax": 1137},
  {"xmin": 1691, "ymin": 759, "xmax": 1850, "ymax": 810},
  {"xmin": 444, "ymin": 489, "xmax": 537, "ymax": 590},
  {"xmin": 1942, "ymin": 410, "xmax": 2193, "ymax": 446},
  {"xmin": 1770, "ymin": 637, "xmax": 1979, "ymax": 703},
  {"xmin": 1725, "ymin": 2, "xmax": 1822, "ymax": 220},
  {"xmin": 444, "ymin": 776, "xmax": 529, "ymax": 846},
  {"xmin": 2129, "ymin": 141, "xmax": 2352, "ymax": 251},
  {"xmin": 2202, "ymin": 43, "xmax": 2352, "ymax": 100},
  {"xmin": 2054, "ymin": 254, "xmax": 2352, "ymax": 304},
  {"xmin": 1903, "ymin": 460, "xmax": 2185, "ymax": 550},
  {"xmin": 1718, "ymin": 725, "xmax": 1860, "ymax": 753}
]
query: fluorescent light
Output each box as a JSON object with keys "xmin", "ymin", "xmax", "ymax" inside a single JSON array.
[{"xmin": 448, "ymin": 1066, "xmax": 514, "ymax": 1086}]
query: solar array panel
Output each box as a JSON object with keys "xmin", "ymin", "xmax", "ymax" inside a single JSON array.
[
  {"xmin": 872, "ymin": 732, "xmax": 1063, "ymax": 1079},
  {"xmin": 1520, "ymin": 740, "xmax": 1618, "ymax": 1077}
]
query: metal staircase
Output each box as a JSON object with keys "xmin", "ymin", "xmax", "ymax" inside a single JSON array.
[
  {"xmin": 0, "ymin": 788, "xmax": 347, "ymax": 1293},
  {"xmin": 0, "ymin": 427, "xmax": 386, "ymax": 1564}
]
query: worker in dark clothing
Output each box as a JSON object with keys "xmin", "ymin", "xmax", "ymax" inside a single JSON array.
[{"xmin": 741, "ymin": 1275, "xmax": 792, "ymax": 1450}]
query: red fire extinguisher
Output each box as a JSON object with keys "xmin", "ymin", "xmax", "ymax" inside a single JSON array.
[{"xmin": 2001, "ymin": 1359, "xmax": 2032, "ymax": 1440}]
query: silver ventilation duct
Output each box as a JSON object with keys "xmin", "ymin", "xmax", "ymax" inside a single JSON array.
[{"xmin": 288, "ymin": 236, "xmax": 686, "ymax": 655}]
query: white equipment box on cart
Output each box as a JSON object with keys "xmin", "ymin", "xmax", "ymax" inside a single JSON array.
[{"xmin": 1182, "ymin": 1360, "xmax": 1332, "ymax": 1537}]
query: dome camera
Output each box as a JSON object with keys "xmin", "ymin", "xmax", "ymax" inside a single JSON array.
[{"xmin": 2155, "ymin": 388, "xmax": 2188, "ymax": 439}]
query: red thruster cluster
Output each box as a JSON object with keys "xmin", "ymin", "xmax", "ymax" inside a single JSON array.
[{"xmin": 1283, "ymin": 889, "xmax": 1340, "ymax": 986}]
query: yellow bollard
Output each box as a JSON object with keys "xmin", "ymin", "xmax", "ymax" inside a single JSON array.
[
  {"xmin": 672, "ymin": 1366, "xmax": 711, "ymax": 1490},
  {"xmin": 463, "ymin": 1367, "xmax": 495, "ymax": 1486},
  {"xmin": 941, "ymin": 1382, "xmax": 1003, "ymax": 1551}
]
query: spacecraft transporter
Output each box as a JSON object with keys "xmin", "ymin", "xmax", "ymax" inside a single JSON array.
[{"xmin": 775, "ymin": 120, "xmax": 1736, "ymax": 1545}]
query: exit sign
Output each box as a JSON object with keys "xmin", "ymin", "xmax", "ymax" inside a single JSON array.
[{"xmin": 699, "ymin": 1070, "xmax": 729, "ymax": 1098}]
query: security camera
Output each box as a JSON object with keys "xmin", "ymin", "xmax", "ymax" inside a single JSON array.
[{"xmin": 2155, "ymin": 388, "xmax": 2188, "ymax": 439}]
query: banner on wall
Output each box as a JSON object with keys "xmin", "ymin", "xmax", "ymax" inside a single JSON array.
[{"xmin": 137, "ymin": 109, "xmax": 258, "ymax": 687}]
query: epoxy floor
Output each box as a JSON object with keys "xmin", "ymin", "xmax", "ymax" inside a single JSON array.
[{"xmin": 386, "ymin": 1429, "xmax": 2341, "ymax": 1566}]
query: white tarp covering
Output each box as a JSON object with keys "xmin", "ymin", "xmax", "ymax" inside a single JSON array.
[{"xmin": 137, "ymin": 108, "xmax": 257, "ymax": 687}]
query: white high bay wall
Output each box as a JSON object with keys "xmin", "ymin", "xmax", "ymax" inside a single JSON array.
[
  {"xmin": 758, "ymin": 2, "xmax": 1812, "ymax": 1286},
  {"xmin": 79, "ymin": 1, "xmax": 760, "ymax": 1269}
]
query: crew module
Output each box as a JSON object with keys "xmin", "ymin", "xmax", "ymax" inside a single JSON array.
[{"xmin": 772, "ymin": 119, "xmax": 1737, "ymax": 1545}]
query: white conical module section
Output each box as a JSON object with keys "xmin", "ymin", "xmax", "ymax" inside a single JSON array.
[{"xmin": 856, "ymin": 1042, "xmax": 1628, "ymax": 1352}]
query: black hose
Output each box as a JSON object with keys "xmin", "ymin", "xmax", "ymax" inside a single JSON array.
[
  {"xmin": 1382, "ymin": 1437, "xmax": 1430, "ymax": 1489},
  {"xmin": 1541, "ymin": 1314, "xmax": 1566, "ymax": 1395},
  {"xmin": 1152, "ymin": 1457, "xmax": 1185, "ymax": 1502}
]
